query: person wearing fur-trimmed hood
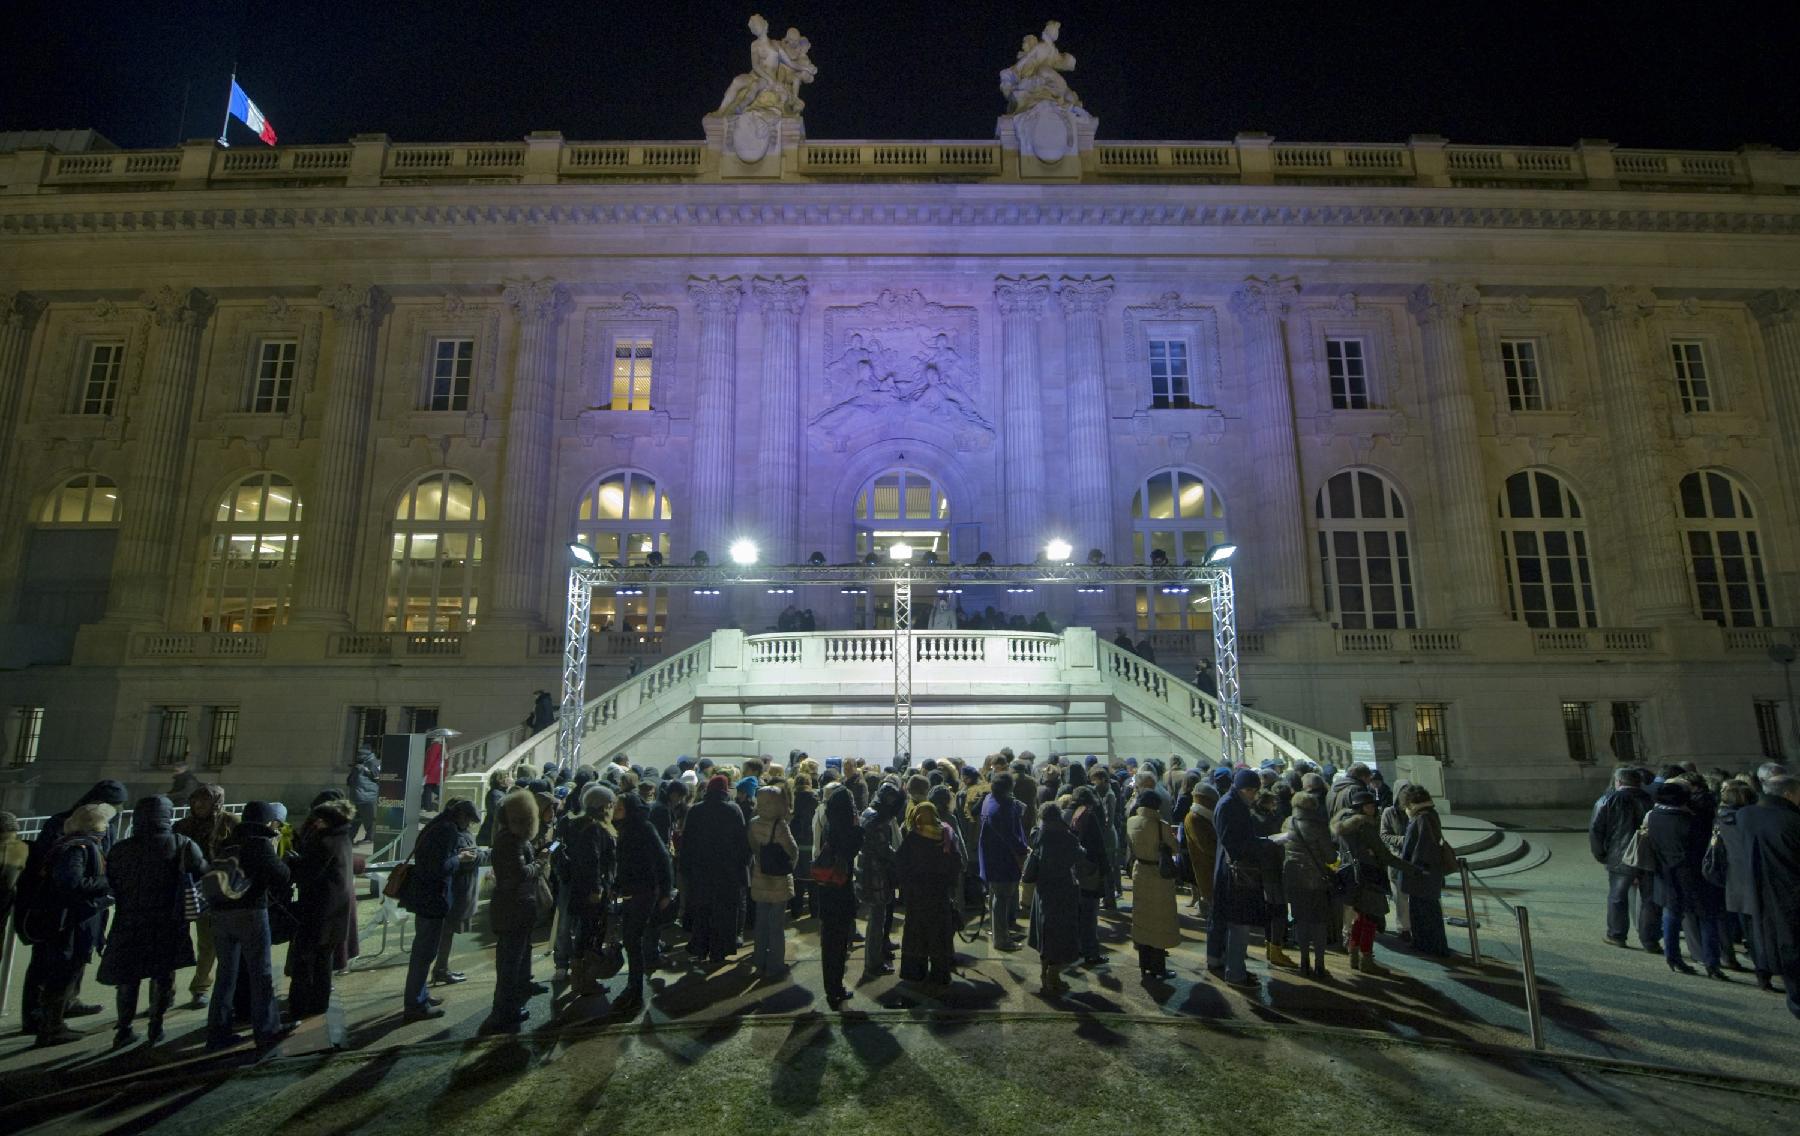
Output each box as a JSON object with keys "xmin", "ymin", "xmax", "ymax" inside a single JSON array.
[
  {"xmin": 478, "ymin": 790, "xmax": 549, "ymax": 1035},
  {"xmin": 99, "ymin": 797, "xmax": 207, "ymax": 1047}
]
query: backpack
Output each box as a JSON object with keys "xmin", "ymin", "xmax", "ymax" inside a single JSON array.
[
  {"xmin": 200, "ymin": 853, "xmax": 250, "ymax": 904},
  {"xmin": 758, "ymin": 821, "xmax": 793, "ymax": 877}
]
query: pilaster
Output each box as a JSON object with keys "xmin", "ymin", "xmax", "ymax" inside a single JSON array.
[
  {"xmin": 1229, "ymin": 275, "xmax": 1312, "ymax": 623},
  {"xmin": 752, "ymin": 275, "xmax": 808, "ymax": 565},
  {"xmin": 686, "ymin": 276, "xmax": 744, "ymax": 559},
  {"xmin": 995, "ymin": 275, "xmax": 1052, "ymax": 563},
  {"xmin": 0, "ymin": 292, "xmax": 48, "ymax": 617},
  {"xmin": 1058, "ymin": 274, "xmax": 1116, "ymax": 569},
  {"xmin": 1749, "ymin": 288, "xmax": 1800, "ymax": 617}
]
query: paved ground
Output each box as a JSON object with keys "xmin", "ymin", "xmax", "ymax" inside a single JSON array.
[{"xmin": 1, "ymin": 808, "xmax": 1795, "ymax": 1133}]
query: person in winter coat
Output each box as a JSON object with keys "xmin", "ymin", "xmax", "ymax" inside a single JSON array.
[
  {"xmin": 433, "ymin": 800, "xmax": 488, "ymax": 986},
  {"xmin": 1645, "ymin": 780, "xmax": 1726, "ymax": 978},
  {"xmin": 1333, "ymin": 790, "xmax": 1417, "ymax": 976},
  {"xmin": 1278, "ymin": 792, "xmax": 1337, "ymax": 980},
  {"xmin": 747, "ymin": 784, "xmax": 798, "ymax": 980},
  {"xmin": 1327, "ymin": 763, "xmax": 1373, "ymax": 819},
  {"xmin": 287, "ymin": 798, "xmax": 357, "ymax": 1019},
  {"xmin": 612, "ymin": 790, "xmax": 674, "ymax": 1016},
  {"xmin": 1398, "ymin": 788, "xmax": 1454, "ymax": 958},
  {"xmin": 1127, "ymin": 790, "xmax": 1182, "ymax": 981},
  {"xmin": 480, "ymin": 790, "xmax": 550, "ymax": 1035},
  {"xmin": 1589, "ymin": 766, "xmax": 1659, "ymax": 951},
  {"xmin": 813, "ymin": 784, "xmax": 864, "ymax": 1008},
  {"xmin": 0, "ymin": 812, "xmax": 25, "ymax": 938},
  {"xmin": 789, "ymin": 775, "xmax": 819, "ymax": 919},
  {"xmin": 101, "ymin": 799, "xmax": 205, "ymax": 1044},
  {"xmin": 206, "ymin": 801, "xmax": 292, "ymax": 1053},
  {"xmin": 29, "ymin": 802, "xmax": 117, "ymax": 1046},
  {"xmin": 476, "ymin": 767, "xmax": 513, "ymax": 847},
  {"xmin": 346, "ymin": 746, "xmax": 380, "ymax": 844},
  {"xmin": 896, "ymin": 801, "xmax": 963, "ymax": 988},
  {"xmin": 1379, "ymin": 780, "xmax": 1414, "ymax": 940},
  {"xmin": 1738, "ymin": 775, "xmax": 1800, "ymax": 1019},
  {"xmin": 1028, "ymin": 802, "xmax": 1081, "ymax": 996},
  {"xmin": 1209, "ymin": 769, "xmax": 1274, "ymax": 986},
  {"xmin": 978, "ymin": 773, "xmax": 1029, "ymax": 950},
  {"xmin": 555, "ymin": 784, "xmax": 619, "ymax": 981},
  {"xmin": 401, "ymin": 801, "xmax": 477, "ymax": 1020},
  {"xmin": 1066, "ymin": 785, "xmax": 1109, "ymax": 966},
  {"xmin": 859, "ymin": 781, "xmax": 906, "ymax": 976},
  {"xmin": 20, "ymin": 779, "xmax": 129, "ymax": 1035},
  {"xmin": 1715, "ymin": 780, "xmax": 1772, "ymax": 989},
  {"xmin": 1184, "ymin": 784, "xmax": 1219, "ymax": 917},
  {"xmin": 173, "ymin": 783, "xmax": 237, "ymax": 1008},
  {"xmin": 682, "ymin": 775, "xmax": 750, "ymax": 968}
]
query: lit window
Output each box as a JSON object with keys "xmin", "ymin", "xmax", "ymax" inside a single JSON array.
[
  {"xmin": 1670, "ymin": 340, "xmax": 1712, "ymax": 413},
  {"xmin": 39, "ymin": 473, "xmax": 120, "ymax": 525},
  {"xmin": 851, "ymin": 469, "xmax": 950, "ymax": 629},
  {"xmin": 611, "ymin": 337, "xmax": 654, "ymax": 411},
  {"xmin": 1499, "ymin": 470, "xmax": 1597, "ymax": 629},
  {"xmin": 251, "ymin": 340, "xmax": 298, "ymax": 414},
  {"xmin": 1130, "ymin": 469, "xmax": 1226, "ymax": 632},
  {"xmin": 1326, "ymin": 337, "xmax": 1370, "ymax": 410},
  {"xmin": 576, "ymin": 470, "xmax": 673, "ymax": 635},
  {"xmin": 1608, "ymin": 702, "xmax": 1644, "ymax": 763},
  {"xmin": 1147, "ymin": 338, "xmax": 1193, "ymax": 409},
  {"xmin": 1316, "ymin": 470, "xmax": 1414, "ymax": 629},
  {"xmin": 1562, "ymin": 701, "xmax": 1594, "ymax": 762},
  {"xmin": 206, "ymin": 707, "xmax": 238, "ymax": 769},
  {"xmin": 1363, "ymin": 703, "xmax": 1393, "ymax": 733},
  {"xmin": 11, "ymin": 706, "xmax": 44, "ymax": 766},
  {"xmin": 200, "ymin": 473, "xmax": 302, "ymax": 632},
  {"xmin": 154, "ymin": 706, "xmax": 189, "ymax": 767},
  {"xmin": 427, "ymin": 338, "xmax": 475, "ymax": 412},
  {"xmin": 78, "ymin": 341, "xmax": 125, "ymax": 416},
  {"xmin": 1414, "ymin": 703, "xmax": 1449, "ymax": 761},
  {"xmin": 388, "ymin": 472, "xmax": 485, "ymax": 632},
  {"xmin": 1680, "ymin": 469, "xmax": 1771, "ymax": 627},
  {"xmin": 1500, "ymin": 339, "xmax": 1546, "ymax": 411}
]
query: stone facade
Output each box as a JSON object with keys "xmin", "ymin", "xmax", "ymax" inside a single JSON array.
[{"xmin": 1, "ymin": 128, "xmax": 1798, "ymax": 810}]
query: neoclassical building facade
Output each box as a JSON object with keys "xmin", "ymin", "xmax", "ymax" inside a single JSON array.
[{"xmin": 2, "ymin": 110, "xmax": 1799, "ymax": 808}]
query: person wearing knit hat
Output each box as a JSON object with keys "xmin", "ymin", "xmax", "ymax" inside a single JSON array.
[
  {"xmin": 683, "ymin": 771, "xmax": 750, "ymax": 968},
  {"xmin": 1333, "ymin": 787, "xmax": 1418, "ymax": 975},
  {"xmin": 1207, "ymin": 766, "xmax": 1276, "ymax": 987}
]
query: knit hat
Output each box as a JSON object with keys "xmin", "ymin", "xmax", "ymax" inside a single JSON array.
[
  {"xmin": 1348, "ymin": 789, "xmax": 1377, "ymax": 810},
  {"xmin": 706, "ymin": 774, "xmax": 730, "ymax": 795},
  {"xmin": 1231, "ymin": 768, "xmax": 1261, "ymax": 792},
  {"xmin": 736, "ymin": 776, "xmax": 760, "ymax": 798},
  {"xmin": 242, "ymin": 800, "xmax": 279, "ymax": 826},
  {"xmin": 681, "ymin": 769, "xmax": 699, "ymax": 788},
  {"xmin": 83, "ymin": 779, "xmax": 130, "ymax": 807}
]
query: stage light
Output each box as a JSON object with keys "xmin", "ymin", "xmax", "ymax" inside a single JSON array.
[
  {"xmin": 729, "ymin": 539, "xmax": 758, "ymax": 565},
  {"xmin": 692, "ymin": 550, "xmax": 710, "ymax": 567},
  {"xmin": 567, "ymin": 542, "xmax": 595, "ymax": 565},
  {"xmin": 646, "ymin": 550, "xmax": 663, "ymax": 568},
  {"xmin": 889, "ymin": 541, "xmax": 913, "ymax": 561},
  {"xmin": 1087, "ymin": 548, "xmax": 1105, "ymax": 565},
  {"xmin": 809, "ymin": 551, "xmax": 826, "ymax": 566},
  {"xmin": 1045, "ymin": 538, "xmax": 1073, "ymax": 562},
  {"xmin": 1205, "ymin": 543, "xmax": 1238, "ymax": 565}
]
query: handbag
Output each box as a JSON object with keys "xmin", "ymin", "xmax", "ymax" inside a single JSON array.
[
  {"xmin": 1021, "ymin": 846, "xmax": 1042, "ymax": 885},
  {"xmin": 382, "ymin": 848, "xmax": 415, "ymax": 900},
  {"xmin": 182, "ymin": 871, "xmax": 207, "ymax": 923},
  {"xmin": 810, "ymin": 836, "xmax": 850, "ymax": 887},
  {"xmin": 1619, "ymin": 818, "xmax": 1652, "ymax": 872},
  {"xmin": 1701, "ymin": 829, "xmax": 1729, "ymax": 889},
  {"xmin": 1297, "ymin": 828, "xmax": 1354, "ymax": 900},
  {"xmin": 1157, "ymin": 821, "xmax": 1179, "ymax": 880}
]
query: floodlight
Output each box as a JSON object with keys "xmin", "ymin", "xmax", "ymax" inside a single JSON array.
[
  {"xmin": 1045, "ymin": 538, "xmax": 1073, "ymax": 562},
  {"xmin": 1204, "ymin": 543, "xmax": 1238, "ymax": 565},
  {"xmin": 567, "ymin": 542, "xmax": 596, "ymax": 565},
  {"xmin": 889, "ymin": 541, "xmax": 913, "ymax": 561},
  {"xmin": 729, "ymin": 539, "xmax": 758, "ymax": 565}
]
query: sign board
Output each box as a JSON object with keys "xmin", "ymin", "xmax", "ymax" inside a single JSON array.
[
  {"xmin": 374, "ymin": 733, "xmax": 426, "ymax": 861},
  {"xmin": 1350, "ymin": 730, "xmax": 1395, "ymax": 770}
]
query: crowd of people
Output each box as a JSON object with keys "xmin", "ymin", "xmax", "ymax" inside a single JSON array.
[{"xmin": 3, "ymin": 747, "xmax": 1796, "ymax": 1060}]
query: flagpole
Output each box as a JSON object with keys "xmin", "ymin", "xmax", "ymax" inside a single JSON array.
[{"xmin": 218, "ymin": 70, "xmax": 236, "ymax": 149}]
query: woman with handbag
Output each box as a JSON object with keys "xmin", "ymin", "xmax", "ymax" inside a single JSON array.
[
  {"xmin": 1278, "ymin": 792, "xmax": 1337, "ymax": 980},
  {"xmin": 1069, "ymin": 786, "xmax": 1109, "ymax": 967},
  {"xmin": 1027, "ymin": 802, "xmax": 1081, "ymax": 996},
  {"xmin": 1398, "ymin": 787, "xmax": 1455, "ymax": 959},
  {"xmin": 1125, "ymin": 790, "xmax": 1182, "ymax": 981},
  {"xmin": 478, "ymin": 790, "xmax": 550, "ymax": 1035},
  {"xmin": 747, "ymin": 785, "xmax": 798, "ymax": 980},
  {"xmin": 1333, "ymin": 790, "xmax": 1417, "ymax": 976},
  {"xmin": 813, "ymin": 784, "xmax": 863, "ymax": 1009},
  {"xmin": 98, "ymin": 797, "xmax": 206, "ymax": 1047}
]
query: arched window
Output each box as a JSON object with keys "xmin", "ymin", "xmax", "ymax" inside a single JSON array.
[
  {"xmin": 1316, "ymin": 469, "xmax": 1416, "ymax": 629},
  {"xmin": 38, "ymin": 473, "xmax": 120, "ymax": 525},
  {"xmin": 575, "ymin": 470, "xmax": 674, "ymax": 634},
  {"xmin": 1498, "ymin": 470, "xmax": 1596, "ymax": 629},
  {"xmin": 1680, "ymin": 470, "xmax": 1772, "ymax": 627},
  {"xmin": 200, "ymin": 473, "xmax": 302, "ymax": 632},
  {"xmin": 387, "ymin": 472, "xmax": 485, "ymax": 632},
  {"xmin": 1130, "ymin": 469, "xmax": 1227, "ymax": 631},
  {"xmin": 851, "ymin": 469, "xmax": 949, "ymax": 628}
]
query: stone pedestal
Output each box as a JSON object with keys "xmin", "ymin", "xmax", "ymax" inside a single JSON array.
[
  {"xmin": 702, "ymin": 113, "xmax": 805, "ymax": 180},
  {"xmin": 996, "ymin": 107, "xmax": 1097, "ymax": 180}
]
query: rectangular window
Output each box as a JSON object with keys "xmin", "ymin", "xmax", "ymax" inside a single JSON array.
[
  {"xmin": 1147, "ymin": 337, "xmax": 1193, "ymax": 409},
  {"xmin": 403, "ymin": 705, "xmax": 439, "ymax": 733},
  {"xmin": 1755, "ymin": 700, "xmax": 1787, "ymax": 760},
  {"xmin": 1670, "ymin": 340, "xmax": 1712, "ymax": 413},
  {"xmin": 1562, "ymin": 700, "xmax": 1594, "ymax": 762},
  {"xmin": 1363, "ymin": 702, "xmax": 1393, "ymax": 733},
  {"xmin": 1500, "ymin": 338, "xmax": 1546, "ymax": 411},
  {"xmin": 428, "ymin": 338, "xmax": 475, "ymax": 412},
  {"xmin": 1326, "ymin": 337, "xmax": 1370, "ymax": 410},
  {"xmin": 206, "ymin": 707, "xmax": 238, "ymax": 769},
  {"xmin": 1414, "ymin": 702, "xmax": 1449, "ymax": 762},
  {"xmin": 11, "ymin": 706, "xmax": 44, "ymax": 766},
  {"xmin": 610, "ymin": 337, "xmax": 654, "ymax": 411},
  {"xmin": 154, "ymin": 706, "xmax": 189, "ymax": 767},
  {"xmin": 353, "ymin": 706, "xmax": 387, "ymax": 755},
  {"xmin": 1608, "ymin": 701, "xmax": 1645, "ymax": 762},
  {"xmin": 79, "ymin": 341, "xmax": 125, "ymax": 416},
  {"xmin": 251, "ymin": 339, "xmax": 298, "ymax": 414}
]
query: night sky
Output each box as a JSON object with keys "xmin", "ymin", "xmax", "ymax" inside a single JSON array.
[{"xmin": 1, "ymin": 0, "xmax": 1793, "ymax": 152}]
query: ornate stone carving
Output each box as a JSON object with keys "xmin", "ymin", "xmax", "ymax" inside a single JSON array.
[
  {"xmin": 1229, "ymin": 275, "xmax": 1301, "ymax": 320},
  {"xmin": 714, "ymin": 14, "xmax": 815, "ymax": 163},
  {"xmin": 994, "ymin": 275, "xmax": 1052, "ymax": 316},
  {"xmin": 752, "ymin": 274, "xmax": 809, "ymax": 314},
  {"xmin": 1406, "ymin": 280, "xmax": 1481, "ymax": 326},
  {"xmin": 318, "ymin": 283, "xmax": 388, "ymax": 322},
  {"xmin": 91, "ymin": 297, "xmax": 120, "ymax": 320},
  {"xmin": 1749, "ymin": 287, "xmax": 1800, "ymax": 326},
  {"xmin": 1057, "ymin": 274, "xmax": 1114, "ymax": 315},
  {"xmin": 2, "ymin": 291, "xmax": 47, "ymax": 329},
  {"xmin": 1334, "ymin": 291, "xmax": 1359, "ymax": 316},
  {"xmin": 686, "ymin": 275, "xmax": 744, "ymax": 315},
  {"xmin": 501, "ymin": 276, "xmax": 570, "ymax": 324},
  {"xmin": 1579, "ymin": 284, "xmax": 1657, "ymax": 323},
  {"xmin": 1677, "ymin": 296, "xmax": 1703, "ymax": 318},
  {"xmin": 140, "ymin": 285, "xmax": 214, "ymax": 328},
  {"xmin": 1506, "ymin": 294, "xmax": 1535, "ymax": 316},
  {"xmin": 999, "ymin": 21, "xmax": 1092, "ymax": 164},
  {"xmin": 812, "ymin": 289, "xmax": 988, "ymax": 436}
]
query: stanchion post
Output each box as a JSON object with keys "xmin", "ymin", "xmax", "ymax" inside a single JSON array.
[
  {"xmin": 1518, "ymin": 904, "xmax": 1545, "ymax": 1051},
  {"xmin": 1459, "ymin": 858, "xmax": 1481, "ymax": 966},
  {"xmin": 0, "ymin": 914, "xmax": 15, "ymax": 1018}
]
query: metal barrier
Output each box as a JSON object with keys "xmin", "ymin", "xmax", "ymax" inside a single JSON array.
[{"xmin": 1454, "ymin": 855, "xmax": 1546, "ymax": 1051}]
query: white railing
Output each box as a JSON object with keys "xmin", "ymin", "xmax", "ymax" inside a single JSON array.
[
  {"xmin": 1334, "ymin": 629, "xmax": 1463, "ymax": 655},
  {"xmin": 130, "ymin": 633, "xmax": 267, "ymax": 659},
  {"xmin": 747, "ymin": 631, "xmax": 1061, "ymax": 674},
  {"xmin": 1530, "ymin": 627, "xmax": 1662, "ymax": 655}
]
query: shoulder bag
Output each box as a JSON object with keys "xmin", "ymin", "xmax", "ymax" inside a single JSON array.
[
  {"xmin": 1619, "ymin": 817, "xmax": 1653, "ymax": 872},
  {"xmin": 1157, "ymin": 821, "xmax": 1179, "ymax": 880}
]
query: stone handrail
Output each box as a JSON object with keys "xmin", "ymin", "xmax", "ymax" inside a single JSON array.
[
  {"xmin": 743, "ymin": 630, "xmax": 1061, "ymax": 674},
  {"xmin": 7, "ymin": 133, "xmax": 1792, "ymax": 195}
]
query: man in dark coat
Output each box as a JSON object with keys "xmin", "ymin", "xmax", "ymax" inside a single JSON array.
[
  {"xmin": 205, "ymin": 801, "xmax": 292, "ymax": 1053},
  {"xmin": 401, "ymin": 801, "xmax": 478, "ymax": 1020},
  {"xmin": 29, "ymin": 801, "xmax": 117, "ymax": 1045},
  {"xmin": 1739, "ymin": 775, "xmax": 1800, "ymax": 1019},
  {"xmin": 977, "ymin": 774, "xmax": 1028, "ymax": 950},
  {"xmin": 99, "ymin": 796, "xmax": 207, "ymax": 1047},
  {"xmin": 681, "ymin": 775, "xmax": 749, "ymax": 967},
  {"xmin": 613, "ymin": 791, "xmax": 673, "ymax": 1016},
  {"xmin": 287, "ymin": 799, "xmax": 357, "ymax": 1019},
  {"xmin": 1208, "ymin": 768, "xmax": 1274, "ymax": 986},
  {"xmin": 345, "ymin": 746, "xmax": 380, "ymax": 845},
  {"xmin": 1589, "ymin": 766, "xmax": 1659, "ymax": 950},
  {"xmin": 434, "ymin": 800, "xmax": 489, "ymax": 985},
  {"xmin": 861, "ymin": 781, "xmax": 906, "ymax": 973},
  {"xmin": 20, "ymin": 778, "xmax": 128, "ymax": 1036}
]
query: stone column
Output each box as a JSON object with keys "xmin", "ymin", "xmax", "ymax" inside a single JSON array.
[
  {"xmin": 1229, "ymin": 275, "xmax": 1312, "ymax": 622},
  {"xmin": 996, "ymin": 275, "xmax": 1052, "ymax": 563},
  {"xmin": 752, "ymin": 275, "xmax": 808, "ymax": 564},
  {"xmin": 686, "ymin": 276, "xmax": 744, "ymax": 559},
  {"xmin": 1058, "ymin": 275, "xmax": 1116, "ymax": 562},
  {"xmin": 1408, "ymin": 280, "xmax": 1507, "ymax": 624},
  {"xmin": 289, "ymin": 284, "xmax": 388, "ymax": 629},
  {"xmin": 1749, "ymin": 288, "xmax": 1800, "ymax": 618},
  {"xmin": 1579, "ymin": 285, "xmax": 1692, "ymax": 623},
  {"xmin": 104, "ymin": 286, "xmax": 215, "ymax": 626},
  {"xmin": 0, "ymin": 293, "xmax": 47, "ymax": 618},
  {"xmin": 484, "ymin": 277, "xmax": 571, "ymax": 630}
]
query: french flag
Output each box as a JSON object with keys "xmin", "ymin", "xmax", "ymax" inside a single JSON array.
[{"xmin": 227, "ymin": 80, "xmax": 278, "ymax": 145}]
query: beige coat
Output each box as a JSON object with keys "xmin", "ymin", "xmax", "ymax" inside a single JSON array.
[
  {"xmin": 1126, "ymin": 807, "xmax": 1181, "ymax": 949},
  {"xmin": 748, "ymin": 785, "xmax": 798, "ymax": 903}
]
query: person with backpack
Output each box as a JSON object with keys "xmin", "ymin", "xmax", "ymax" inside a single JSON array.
[
  {"xmin": 346, "ymin": 746, "xmax": 380, "ymax": 845},
  {"xmin": 27, "ymin": 801, "xmax": 116, "ymax": 1046},
  {"xmin": 859, "ymin": 782, "xmax": 906, "ymax": 978},
  {"xmin": 478, "ymin": 790, "xmax": 551, "ymax": 1035},
  {"xmin": 18, "ymin": 778, "xmax": 128, "ymax": 1036},
  {"xmin": 98, "ymin": 796, "xmax": 207, "ymax": 1047},
  {"xmin": 747, "ymin": 784, "xmax": 798, "ymax": 980},
  {"xmin": 173, "ymin": 783, "xmax": 236, "ymax": 1008},
  {"xmin": 814, "ymin": 784, "xmax": 864, "ymax": 1010},
  {"xmin": 204, "ymin": 801, "xmax": 292, "ymax": 1054}
]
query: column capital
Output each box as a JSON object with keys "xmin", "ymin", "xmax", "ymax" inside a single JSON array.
[
  {"xmin": 1, "ymin": 291, "xmax": 47, "ymax": 331},
  {"xmin": 1749, "ymin": 287, "xmax": 1800, "ymax": 327},
  {"xmin": 317, "ymin": 283, "xmax": 389, "ymax": 323},
  {"xmin": 501, "ymin": 276, "xmax": 571, "ymax": 325},
  {"xmin": 686, "ymin": 275, "xmax": 744, "ymax": 316},
  {"xmin": 1229, "ymin": 274, "xmax": 1301, "ymax": 321},
  {"xmin": 1406, "ymin": 280, "xmax": 1481, "ymax": 327},
  {"xmin": 751, "ymin": 274, "xmax": 809, "ymax": 315},
  {"xmin": 1579, "ymin": 284, "xmax": 1657, "ymax": 324},
  {"xmin": 140, "ymin": 285, "xmax": 214, "ymax": 329},
  {"xmin": 1057, "ymin": 274, "xmax": 1116, "ymax": 316},
  {"xmin": 995, "ymin": 274, "xmax": 1052, "ymax": 316}
]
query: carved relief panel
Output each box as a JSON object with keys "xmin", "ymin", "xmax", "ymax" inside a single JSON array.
[{"xmin": 812, "ymin": 289, "xmax": 990, "ymax": 451}]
